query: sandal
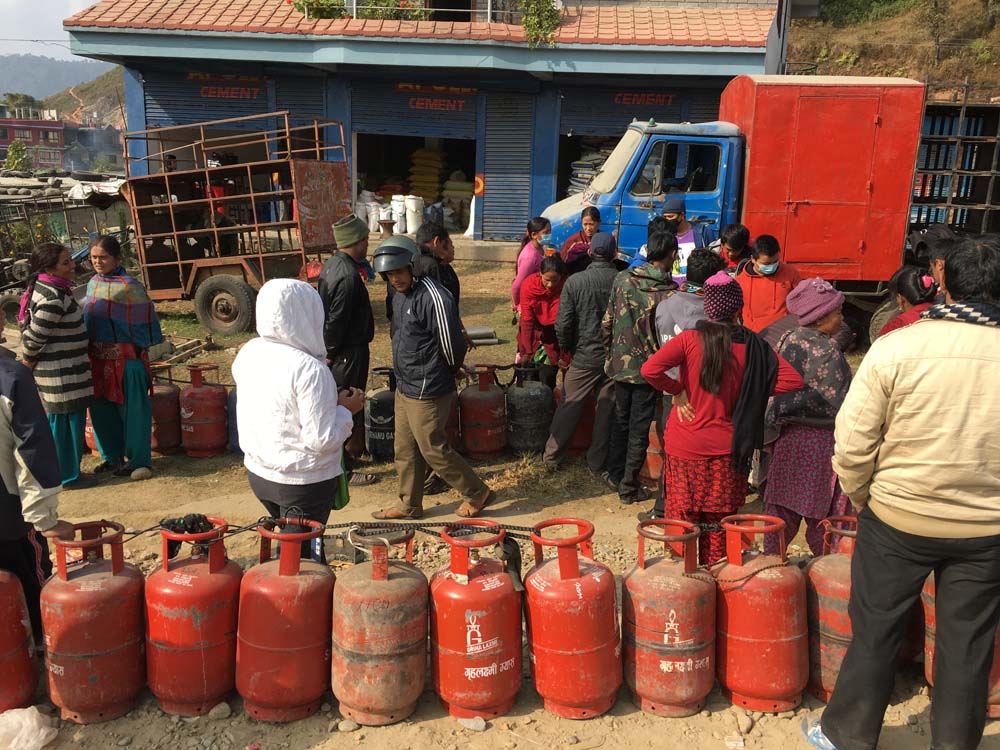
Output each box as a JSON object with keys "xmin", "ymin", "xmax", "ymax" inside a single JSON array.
[
  {"xmin": 371, "ymin": 507, "xmax": 422, "ymax": 521},
  {"xmin": 456, "ymin": 490, "xmax": 495, "ymax": 519},
  {"xmin": 92, "ymin": 461, "xmax": 123, "ymax": 475},
  {"xmin": 348, "ymin": 472, "xmax": 378, "ymax": 487}
]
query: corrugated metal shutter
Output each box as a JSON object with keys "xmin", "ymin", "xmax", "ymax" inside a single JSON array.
[
  {"xmin": 143, "ymin": 73, "xmax": 269, "ymax": 127},
  {"xmin": 276, "ymin": 78, "xmax": 326, "ymax": 121},
  {"xmin": 483, "ymin": 94, "xmax": 533, "ymax": 240},
  {"xmin": 351, "ymin": 84, "xmax": 476, "ymax": 138},
  {"xmin": 560, "ymin": 88, "xmax": 684, "ymax": 135},
  {"xmin": 686, "ymin": 91, "xmax": 723, "ymax": 123}
]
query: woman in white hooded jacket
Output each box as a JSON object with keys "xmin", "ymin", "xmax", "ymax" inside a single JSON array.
[{"xmin": 232, "ymin": 279, "xmax": 364, "ymax": 563}]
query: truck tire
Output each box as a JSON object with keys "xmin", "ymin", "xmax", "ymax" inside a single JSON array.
[
  {"xmin": 194, "ymin": 276, "xmax": 255, "ymax": 335},
  {"xmin": 10, "ymin": 260, "xmax": 30, "ymax": 282},
  {"xmin": 869, "ymin": 298, "xmax": 901, "ymax": 343},
  {"xmin": 0, "ymin": 290, "xmax": 23, "ymax": 330}
]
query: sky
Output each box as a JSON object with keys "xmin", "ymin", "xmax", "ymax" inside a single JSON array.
[{"xmin": 1, "ymin": 0, "xmax": 96, "ymax": 60}]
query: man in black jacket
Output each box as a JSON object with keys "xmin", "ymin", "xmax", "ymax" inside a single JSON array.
[
  {"xmin": 386, "ymin": 221, "xmax": 462, "ymax": 329},
  {"xmin": 543, "ymin": 232, "xmax": 619, "ymax": 473},
  {"xmin": 370, "ymin": 238, "xmax": 493, "ymax": 520},
  {"xmin": 317, "ymin": 214, "xmax": 376, "ymax": 485}
]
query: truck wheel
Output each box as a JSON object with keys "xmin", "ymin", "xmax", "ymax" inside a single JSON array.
[
  {"xmin": 10, "ymin": 260, "xmax": 30, "ymax": 282},
  {"xmin": 194, "ymin": 276, "xmax": 256, "ymax": 335},
  {"xmin": 0, "ymin": 290, "xmax": 23, "ymax": 330},
  {"xmin": 869, "ymin": 298, "xmax": 901, "ymax": 343}
]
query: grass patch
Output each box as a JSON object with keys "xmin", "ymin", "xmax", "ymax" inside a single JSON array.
[{"xmin": 819, "ymin": 0, "xmax": 917, "ymax": 26}]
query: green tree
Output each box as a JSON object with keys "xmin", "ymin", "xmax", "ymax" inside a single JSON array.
[
  {"xmin": 3, "ymin": 92, "xmax": 42, "ymax": 112},
  {"xmin": 4, "ymin": 139, "xmax": 32, "ymax": 171},
  {"xmin": 91, "ymin": 154, "xmax": 117, "ymax": 173}
]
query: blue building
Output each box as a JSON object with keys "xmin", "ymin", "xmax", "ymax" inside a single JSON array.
[{"xmin": 66, "ymin": 0, "xmax": 797, "ymax": 239}]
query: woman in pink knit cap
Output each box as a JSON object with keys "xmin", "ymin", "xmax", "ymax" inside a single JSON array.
[
  {"xmin": 763, "ymin": 277, "xmax": 853, "ymax": 556},
  {"xmin": 641, "ymin": 271, "xmax": 804, "ymax": 564}
]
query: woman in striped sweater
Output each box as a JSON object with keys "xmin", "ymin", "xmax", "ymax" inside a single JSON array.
[{"xmin": 18, "ymin": 243, "xmax": 95, "ymax": 490}]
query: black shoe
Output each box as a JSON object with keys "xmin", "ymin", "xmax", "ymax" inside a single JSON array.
[
  {"xmin": 600, "ymin": 471, "xmax": 620, "ymax": 492},
  {"xmin": 636, "ymin": 510, "xmax": 663, "ymax": 522},
  {"xmin": 113, "ymin": 463, "xmax": 137, "ymax": 478},
  {"xmin": 423, "ymin": 473, "xmax": 449, "ymax": 496},
  {"xmin": 63, "ymin": 474, "xmax": 99, "ymax": 491},
  {"xmin": 92, "ymin": 460, "xmax": 123, "ymax": 475},
  {"xmin": 619, "ymin": 486, "xmax": 651, "ymax": 505}
]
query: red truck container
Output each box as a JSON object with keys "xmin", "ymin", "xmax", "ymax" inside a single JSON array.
[{"xmin": 720, "ymin": 75, "xmax": 925, "ymax": 283}]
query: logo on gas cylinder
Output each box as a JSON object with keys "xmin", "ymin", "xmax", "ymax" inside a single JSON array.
[
  {"xmin": 663, "ymin": 609, "xmax": 693, "ymax": 646},
  {"xmin": 465, "ymin": 611, "xmax": 499, "ymax": 655}
]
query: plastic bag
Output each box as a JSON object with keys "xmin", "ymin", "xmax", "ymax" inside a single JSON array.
[{"xmin": 0, "ymin": 707, "xmax": 59, "ymax": 750}]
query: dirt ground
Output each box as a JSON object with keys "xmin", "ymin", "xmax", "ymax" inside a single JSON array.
[{"xmin": 22, "ymin": 260, "xmax": 1000, "ymax": 749}]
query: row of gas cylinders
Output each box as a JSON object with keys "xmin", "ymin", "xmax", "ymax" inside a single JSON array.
[
  {"xmin": 366, "ymin": 364, "xmax": 597, "ymax": 462},
  {"xmin": 1, "ymin": 515, "xmax": 984, "ymax": 727},
  {"xmin": 84, "ymin": 365, "xmax": 237, "ymax": 459}
]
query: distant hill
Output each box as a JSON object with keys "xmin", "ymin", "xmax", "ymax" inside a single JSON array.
[
  {"xmin": 44, "ymin": 67, "xmax": 125, "ymax": 127},
  {"xmin": 0, "ymin": 54, "xmax": 113, "ymax": 100}
]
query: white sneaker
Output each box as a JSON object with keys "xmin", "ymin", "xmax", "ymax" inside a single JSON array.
[{"xmin": 800, "ymin": 715, "xmax": 838, "ymax": 750}]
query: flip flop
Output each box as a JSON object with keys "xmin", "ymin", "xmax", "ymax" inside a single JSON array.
[
  {"xmin": 348, "ymin": 472, "xmax": 378, "ymax": 487},
  {"xmin": 456, "ymin": 490, "xmax": 495, "ymax": 518}
]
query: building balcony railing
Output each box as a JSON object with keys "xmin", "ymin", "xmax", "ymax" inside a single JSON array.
[{"xmin": 292, "ymin": 0, "xmax": 523, "ymax": 23}]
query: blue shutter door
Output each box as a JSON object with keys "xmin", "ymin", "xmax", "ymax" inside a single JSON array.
[
  {"xmin": 560, "ymin": 88, "xmax": 684, "ymax": 136},
  {"xmin": 351, "ymin": 84, "xmax": 477, "ymax": 139},
  {"xmin": 685, "ymin": 90, "xmax": 723, "ymax": 123},
  {"xmin": 143, "ymin": 73, "xmax": 269, "ymax": 127},
  {"xmin": 275, "ymin": 78, "xmax": 326, "ymax": 121},
  {"xmin": 482, "ymin": 94, "xmax": 533, "ymax": 240}
]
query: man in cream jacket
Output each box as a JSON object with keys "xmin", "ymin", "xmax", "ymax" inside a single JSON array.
[{"xmin": 803, "ymin": 237, "xmax": 1000, "ymax": 750}]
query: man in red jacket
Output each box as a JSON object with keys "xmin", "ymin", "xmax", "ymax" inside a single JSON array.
[{"xmin": 736, "ymin": 235, "xmax": 801, "ymax": 332}]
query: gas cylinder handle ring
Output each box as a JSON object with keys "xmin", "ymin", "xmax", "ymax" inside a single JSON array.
[
  {"xmin": 529, "ymin": 517, "xmax": 594, "ymax": 548},
  {"xmin": 441, "ymin": 519, "xmax": 505, "ymax": 548},
  {"xmin": 158, "ymin": 516, "xmax": 229, "ymax": 543},
  {"xmin": 819, "ymin": 516, "xmax": 858, "ymax": 539},
  {"xmin": 51, "ymin": 519, "xmax": 125, "ymax": 550},
  {"xmin": 347, "ymin": 525, "xmax": 415, "ymax": 550},
  {"xmin": 257, "ymin": 517, "xmax": 325, "ymax": 542},
  {"xmin": 636, "ymin": 519, "xmax": 700, "ymax": 544},
  {"xmin": 719, "ymin": 514, "xmax": 785, "ymax": 537}
]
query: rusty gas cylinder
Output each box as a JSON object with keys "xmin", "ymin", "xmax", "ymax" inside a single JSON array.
[
  {"xmin": 638, "ymin": 415, "xmax": 664, "ymax": 490},
  {"xmin": 237, "ymin": 519, "xmax": 334, "ymax": 722},
  {"xmin": 431, "ymin": 520, "xmax": 523, "ymax": 718},
  {"xmin": 331, "ymin": 529, "xmax": 427, "ymax": 726},
  {"xmin": 180, "ymin": 365, "xmax": 228, "ymax": 457},
  {"xmin": 623, "ymin": 520, "xmax": 716, "ymax": 717},
  {"xmin": 505, "ymin": 366, "xmax": 554, "ymax": 454},
  {"xmin": 923, "ymin": 574, "xmax": 1000, "ymax": 717},
  {"xmin": 805, "ymin": 517, "xmax": 857, "ymax": 703},
  {"xmin": 524, "ymin": 518, "xmax": 622, "ymax": 719},
  {"xmin": 150, "ymin": 364, "xmax": 182, "ymax": 455},
  {"xmin": 146, "ymin": 517, "xmax": 242, "ymax": 716},
  {"xmin": 41, "ymin": 521, "xmax": 146, "ymax": 724},
  {"xmin": 460, "ymin": 366, "xmax": 506, "ymax": 458},
  {"xmin": 0, "ymin": 571, "xmax": 34, "ymax": 712},
  {"xmin": 714, "ymin": 515, "xmax": 808, "ymax": 712}
]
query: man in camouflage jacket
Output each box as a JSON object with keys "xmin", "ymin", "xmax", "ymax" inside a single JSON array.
[{"xmin": 601, "ymin": 232, "xmax": 678, "ymax": 504}]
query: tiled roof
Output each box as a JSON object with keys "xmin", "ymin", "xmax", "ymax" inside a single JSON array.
[{"xmin": 65, "ymin": 1, "xmax": 774, "ymax": 48}]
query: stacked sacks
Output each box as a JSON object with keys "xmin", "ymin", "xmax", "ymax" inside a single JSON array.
[
  {"xmin": 442, "ymin": 170, "xmax": 474, "ymax": 234},
  {"xmin": 566, "ymin": 137, "xmax": 616, "ymax": 197},
  {"xmin": 409, "ymin": 148, "xmax": 446, "ymax": 204}
]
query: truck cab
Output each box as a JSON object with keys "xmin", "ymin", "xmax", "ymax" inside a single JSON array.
[{"xmin": 544, "ymin": 121, "xmax": 744, "ymax": 261}]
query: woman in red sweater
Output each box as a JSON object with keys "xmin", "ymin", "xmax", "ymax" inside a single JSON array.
[
  {"xmin": 640, "ymin": 271, "xmax": 804, "ymax": 564},
  {"xmin": 877, "ymin": 265, "xmax": 937, "ymax": 338},
  {"xmin": 517, "ymin": 255, "xmax": 569, "ymax": 388}
]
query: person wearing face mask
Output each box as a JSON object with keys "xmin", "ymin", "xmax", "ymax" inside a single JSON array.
[
  {"xmin": 762, "ymin": 278, "xmax": 853, "ymax": 558},
  {"xmin": 517, "ymin": 255, "xmax": 570, "ymax": 389},
  {"xmin": 736, "ymin": 234, "xmax": 802, "ymax": 333},
  {"xmin": 560, "ymin": 207, "xmax": 601, "ymax": 276},
  {"xmin": 662, "ymin": 196, "xmax": 716, "ymax": 275},
  {"xmin": 513, "ymin": 217, "xmax": 551, "ymax": 316}
]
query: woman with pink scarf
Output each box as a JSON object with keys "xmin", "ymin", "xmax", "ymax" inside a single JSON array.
[{"xmin": 18, "ymin": 243, "xmax": 95, "ymax": 490}]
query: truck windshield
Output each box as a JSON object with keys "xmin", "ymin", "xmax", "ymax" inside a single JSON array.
[{"xmin": 588, "ymin": 129, "xmax": 642, "ymax": 195}]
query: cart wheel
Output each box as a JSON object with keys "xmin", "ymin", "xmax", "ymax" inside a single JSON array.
[
  {"xmin": 194, "ymin": 276, "xmax": 256, "ymax": 335},
  {"xmin": 0, "ymin": 290, "xmax": 23, "ymax": 331},
  {"xmin": 10, "ymin": 260, "xmax": 30, "ymax": 282},
  {"xmin": 869, "ymin": 298, "xmax": 901, "ymax": 343}
]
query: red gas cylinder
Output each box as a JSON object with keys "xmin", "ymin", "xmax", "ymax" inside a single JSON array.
[
  {"xmin": 460, "ymin": 366, "xmax": 506, "ymax": 458},
  {"xmin": 524, "ymin": 518, "xmax": 622, "ymax": 719},
  {"xmin": 638, "ymin": 400, "xmax": 664, "ymax": 490},
  {"xmin": 180, "ymin": 365, "xmax": 228, "ymax": 457},
  {"xmin": 447, "ymin": 395, "xmax": 461, "ymax": 450},
  {"xmin": 331, "ymin": 529, "xmax": 427, "ymax": 725},
  {"xmin": 714, "ymin": 515, "xmax": 808, "ymax": 712},
  {"xmin": 0, "ymin": 571, "xmax": 34, "ymax": 712},
  {"xmin": 41, "ymin": 521, "xmax": 145, "ymax": 724},
  {"xmin": 623, "ymin": 520, "xmax": 716, "ymax": 717},
  {"xmin": 923, "ymin": 574, "xmax": 1000, "ymax": 717},
  {"xmin": 431, "ymin": 520, "xmax": 522, "ymax": 719},
  {"xmin": 553, "ymin": 386, "xmax": 595, "ymax": 457},
  {"xmin": 805, "ymin": 517, "xmax": 857, "ymax": 703},
  {"xmin": 150, "ymin": 365, "xmax": 182, "ymax": 455},
  {"xmin": 85, "ymin": 410, "xmax": 100, "ymax": 456},
  {"xmin": 146, "ymin": 517, "xmax": 242, "ymax": 715},
  {"xmin": 237, "ymin": 518, "xmax": 334, "ymax": 722}
]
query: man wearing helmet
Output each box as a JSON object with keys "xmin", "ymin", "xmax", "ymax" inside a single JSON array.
[{"xmin": 371, "ymin": 237, "xmax": 494, "ymax": 520}]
